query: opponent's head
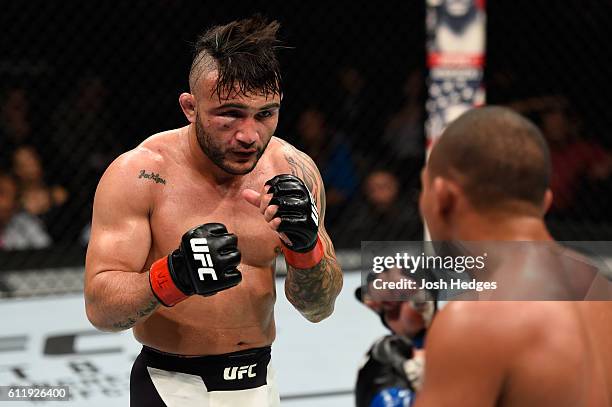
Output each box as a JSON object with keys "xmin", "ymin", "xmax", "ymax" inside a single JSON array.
[
  {"xmin": 420, "ymin": 106, "xmax": 553, "ymax": 240},
  {"xmin": 179, "ymin": 15, "xmax": 283, "ymax": 175}
]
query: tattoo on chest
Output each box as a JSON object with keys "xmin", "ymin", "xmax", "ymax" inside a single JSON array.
[{"xmin": 138, "ymin": 169, "xmax": 166, "ymax": 185}]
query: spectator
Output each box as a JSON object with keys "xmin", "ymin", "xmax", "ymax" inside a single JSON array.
[
  {"xmin": 12, "ymin": 146, "xmax": 70, "ymax": 241},
  {"xmin": 0, "ymin": 87, "xmax": 33, "ymax": 166},
  {"xmin": 333, "ymin": 169, "xmax": 421, "ymax": 248},
  {"xmin": 541, "ymin": 103, "xmax": 612, "ymax": 215},
  {"xmin": 0, "ymin": 172, "xmax": 51, "ymax": 250},
  {"xmin": 382, "ymin": 69, "xmax": 426, "ymax": 188},
  {"xmin": 330, "ymin": 67, "xmax": 369, "ymax": 131},
  {"xmin": 51, "ymin": 74, "xmax": 119, "ymax": 187},
  {"xmin": 511, "ymin": 96, "xmax": 612, "ymax": 216},
  {"xmin": 295, "ymin": 107, "xmax": 359, "ymax": 224},
  {"xmin": 49, "ymin": 74, "xmax": 120, "ymax": 238},
  {"xmin": 383, "ymin": 70, "xmax": 424, "ymax": 161}
]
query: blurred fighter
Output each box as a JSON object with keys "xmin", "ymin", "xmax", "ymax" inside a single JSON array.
[
  {"xmin": 415, "ymin": 106, "xmax": 612, "ymax": 406},
  {"xmin": 355, "ymin": 269, "xmax": 436, "ymax": 407},
  {"xmin": 84, "ymin": 16, "xmax": 342, "ymax": 407}
]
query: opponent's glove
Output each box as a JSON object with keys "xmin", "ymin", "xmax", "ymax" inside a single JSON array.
[
  {"xmin": 149, "ymin": 223, "xmax": 242, "ymax": 306},
  {"xmin": 265, "ymin": 174, "xmax": 323, "ymax": 269},
  {"xmin": 356, "ymin": 335, "xmax": 422, "ymax": 407},
  {"xmin": 370, "ymin": 335, "xmax": 425, "ymax": 392}
]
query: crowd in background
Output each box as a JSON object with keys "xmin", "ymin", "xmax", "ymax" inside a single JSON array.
[
  {"xmin": 1, "ymin": 66, "xmax": 611, "ymax": 251},
  {"xmin": 0, "ymin": 0, "xmax": 611, "ymax": 253},
  {"xmin": 0, "ymin": 76, "xmax": 119, "ymax": 250}
]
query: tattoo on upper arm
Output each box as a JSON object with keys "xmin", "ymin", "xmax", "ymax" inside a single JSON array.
[
  {"xmin": 283, "ymin": 150, "xmax": 326, "ymax": 224},
  {"xmin": 283, "ymin": 149, "xmax": 334, "ymax": 257},
  {"xmin": 282, "ymin": 147, "xmax": 342, "ymax": 321},
  {"xmin": 111, "ymin": 298, "xmax": 158, "ymax": 330},
  {"xmin": 138, "ymin": 169, "xmax": 166, "ymax": 185}
]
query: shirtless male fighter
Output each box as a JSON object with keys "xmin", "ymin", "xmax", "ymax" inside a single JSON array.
[
  {"xmin": 414, "ymin": 106, "xmax": 612, "ymax": 406},
  {"xmin": 84, "ymin": 16, "xmax": 342, "ymax": 406}
]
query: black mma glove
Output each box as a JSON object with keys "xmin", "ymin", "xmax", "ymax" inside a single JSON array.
[
  {"xmin": 371, "ymin": 334, "xmax": 425, "ymax": 391},
  {"xmin": 356, "ymin": 335, "xmax": 421, "ymax": 407},
  {"xmin": 370, "ymin": 335, "xmax": 415, "ymax": 385},
  {"xmin": 265, "ymin": 174, "xmax": 323, "ymax": 268},
  {"xmin": 149, "ymin": 223, "xmax": 242, "ymax": 306}
]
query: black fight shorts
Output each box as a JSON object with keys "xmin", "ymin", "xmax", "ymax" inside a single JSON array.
[{"xmin": 130, "ymin": 346, "xmax": 280, "ymax": 407}]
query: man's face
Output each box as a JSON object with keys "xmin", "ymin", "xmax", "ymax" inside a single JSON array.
[
  {"xmin": 297, "ymin": 109, "xmax": 325, "ymax": 144},
  {"xmin": 541, "ymin": 109, "xmax": 569, "ymax": 145},
  {"xmin": 365, "ymin": 269, "xmax": 434, "ymax": 338},
  {"xmin": 445, "ymin": 0, "xmax": 474, "ymax": 17},
  {"xmin": 13, "ymin": 147, "xmax": 42, "ymax": 183},
  {"xmin": 193, "ymin": 71, "xmax": 281, "ymax": 175},
  {"xmin": 365, "ymin": 171, "xmax": 399, "ymax": 209},
  {"xmin": 382, "ymin": 301, "xmax": 431, "ymax": 338}
]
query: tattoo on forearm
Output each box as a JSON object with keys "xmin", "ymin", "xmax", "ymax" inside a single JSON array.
[
  {"xmin": 138, "ymin": 169, "xmax": 166, "ymax": 185},
  {"xmin": 112, "ymin": 299, "xmax": 159, "ymax": 330},
  {"xmin": 286, "ymin": 257, "xmax": 342, "ymax": 321}
]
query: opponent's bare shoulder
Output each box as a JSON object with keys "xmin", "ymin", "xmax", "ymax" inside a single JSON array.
[
  {"xmin": 428, "ymin": 302, "xmax": 513, "ymax": 352},
  {"xmin": 427, "ymin": 300, "xmax": 580, "ymax": 373},
  {"xmin": 415, "ymin": 302, "xmax": 549, "ymax": 406},
  {"xmin": 432, "ymin": 301, "xmax": 571, "ymax": 346}
]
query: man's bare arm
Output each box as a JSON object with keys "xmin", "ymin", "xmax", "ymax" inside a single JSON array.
[
  {"xmin": 84, "ymin": 150, "xmax": 161, "ymax": 332},
  {"xmin": 281, "ymin": 147, "xmax": 343, "ymax": 322},
  {"xmin": 86, "ymin": 271, "xmax": 159, "ymax": 331}
]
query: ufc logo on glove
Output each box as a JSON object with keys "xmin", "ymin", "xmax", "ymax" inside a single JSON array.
[
  {"xmin": 190, "ymin": 238, "xmax": 218, "ymax": 281},
  {"xmin": 149, "ymin": 222, "xmax": 242, "ymax": 306}
]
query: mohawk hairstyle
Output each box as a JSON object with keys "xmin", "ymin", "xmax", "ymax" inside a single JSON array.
[{"xmin": 189, "ymin": 15, "xmax": 283, "ymax": 100}]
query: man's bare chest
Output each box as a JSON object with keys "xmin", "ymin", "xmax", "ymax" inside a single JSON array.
[{"xmin": 149, "ymin": 180, "xmax": 281, "ymax": 268}]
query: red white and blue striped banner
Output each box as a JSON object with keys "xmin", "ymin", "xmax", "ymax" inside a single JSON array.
[{"xmin": 425, "ymin": 0, "xmax": 487, "ymax": 148}]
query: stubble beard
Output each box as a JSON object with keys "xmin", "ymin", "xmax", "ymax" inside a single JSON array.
[{"xmin": 195, "ymin": 115, "xmax": 270, "ymax": 175}]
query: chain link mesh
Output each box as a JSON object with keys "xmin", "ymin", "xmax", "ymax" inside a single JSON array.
[{"xmin": 1, "ymin": 1, "xmax": 611, "ymax": 296}]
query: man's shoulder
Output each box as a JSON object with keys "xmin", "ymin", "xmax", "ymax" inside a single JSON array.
[
  {"xmin": 432, "ymin": 301, "xmax": 570, "ymax": 348},
  {"xmin": 431, "ymin": 302, "xmax": 507, "ymax": 339},
  {"xmin": 109, "ymin": 129, "xmax": 183, "ymax": 175},
  {"xmin": 266, "ymin": 136, "xmax": 315, "ymax": 167},
  {"xmin": 133, "ymin": 129, "xmax": 184, "ymax": 166},
  {"xmin": 96, "ymin": 129, "xmax": 184, "ymax": 202},
  {"xmin": 267, "ymin": 136, "xmax": 297, "ymax": 157},
  {"xmin": 438, "ymin": 301, "xmax": 557, "ymax": 327}
]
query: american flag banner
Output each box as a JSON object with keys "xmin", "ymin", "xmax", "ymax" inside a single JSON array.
[{"xmin": 426, "ymin": 0, "xmax": 486, "ymax": 148}]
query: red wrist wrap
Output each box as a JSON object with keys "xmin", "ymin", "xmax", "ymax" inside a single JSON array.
[
  {"xmin": 282, "ymin": 237, "xmax": 324, "ymax": 269},
  {"xmin": 149, "ymin": 257, "xmax": 188, "ymax": 307}
]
